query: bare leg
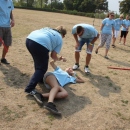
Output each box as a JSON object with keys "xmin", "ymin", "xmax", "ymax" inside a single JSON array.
[
  {"xmin": 43, "ymin": 75, "xmax": 68, "ymax": 103},
  {"xmin": 2, "ymin": 46, "xmax": 9, "ymax": 59},
  {"xmin": 105, "ymin": 49, "xmax": 109, "ymax": 56},
  {"xmin": 75, "ymin": 51, "xmax": 80, "ymax": 64},
  {"xmin": 123, "ymin": 38, "xmax": 126, "ymax": 45},
  {"xmin": 86, "ymin": 53, "xmax": 91, "ymax": 66},
  {"xmin": 112, "ymin": 37, "xmax": 116, "ymax": 45}
]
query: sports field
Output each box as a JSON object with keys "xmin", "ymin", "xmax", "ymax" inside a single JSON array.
[{"xmin": 0, "ymin": 9, "xmax": 130, "ymax": 130}]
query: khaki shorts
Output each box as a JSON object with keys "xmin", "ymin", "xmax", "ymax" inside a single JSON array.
[
  {"xmin": 0, "ymin": 27, "xmax": 12, "ymax": 46},
  {"xmin": 43, "ymin": 72, "xmax": 61, "ymax": 89},
  {"xmin": 43, "ymin": 72, "xmax": 54, "ymax": 89}
]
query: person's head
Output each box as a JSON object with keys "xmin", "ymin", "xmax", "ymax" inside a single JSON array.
[
  {"xmin": 126, "ymin": 15, "xmax": 129, "ymax": 20},
  {"xmin": 76, "ymin": 26, "xmax": 84, "ymax": 37},
  {"xmin": 107, "ymin": 11, "xmax": 115, "ymax": 19},
  {"xmin": 119, "ymin": 14, "xmax": 124, "ymax": 20},
  {"xmin": 55, "ymin": 26, "xmax": 67, "ymax": 38},
  {"xmin": 65, "ymin": 67, "xmax": 74, "ymax": 75}
]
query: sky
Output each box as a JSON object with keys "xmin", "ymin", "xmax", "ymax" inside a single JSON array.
[
  {"xmin": 107, "ymin": 0, "xmax": 123, "ymax": 14},
  {"xmin": 60, "ymin": 0, "xmax": 123, "ymax": 14}
]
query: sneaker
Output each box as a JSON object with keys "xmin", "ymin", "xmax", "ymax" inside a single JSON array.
[
  {"xmin": 27, "ymin": 90, "xmax": 44, "ymax": 104},
  {"xmin": 1, "ymin": 58, "xmax": 10, "ymax": 64},
  {"xmin": 44, "ymin": 102, "xmax": 61, "ymax": 115},
  {"xmin": 112, "ymin": 44, "xmax": 116, "ymax": 48},
  {"xmin": 72, "ymin": 64, "xmax": 79, "ymax": 70},
  {"xmin": 84, "ymin": 67, "xmax": 90, "ymax": 73},
  {"xmin": 104, "ymin": 56, "xmax": 109, "ymax": 59}
]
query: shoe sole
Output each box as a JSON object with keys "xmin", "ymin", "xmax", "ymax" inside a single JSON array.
[
  {"xmin": 85, "ymin": 72, "xmax": 90, "ymax": 75},
  {"xmin": 44, "ymin": 106, "xmax": 61, "ymax": 115},
  {"xmin": 73, "ymin": 66, "xmax": 79, "ymax": 70},
  {"xmin": 33, "ymin": 95, "xmax": 43, "ymax": 104},
  {"xmin": 104, "ymin": 57, "xmax": 109, "ymax": 59}
]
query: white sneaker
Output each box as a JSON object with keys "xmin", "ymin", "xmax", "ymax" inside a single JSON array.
[
  {"xmin": 84, "ymin": 67, "xmax": 90, "ymax": 73},
  {"xmin": 72, "ymin": 64, "xmax": 79, "ymax": 70}
]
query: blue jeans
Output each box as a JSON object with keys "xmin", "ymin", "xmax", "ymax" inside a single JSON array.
[
  {"xmin": 76, "ymin": 38, "xmax": 94, "ymax": 52},
  {"xmin": 25, "ymin": 39, "xmax": 49, "ymax": 93}
]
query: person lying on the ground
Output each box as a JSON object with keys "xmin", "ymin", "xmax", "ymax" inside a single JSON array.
[{"xmin": 42, "ymin": 59, "xmax": 84, "ymax": 115}]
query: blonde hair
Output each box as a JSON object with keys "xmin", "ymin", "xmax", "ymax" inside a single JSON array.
[{"xmin": 55, "ymin": 26, "xmax": 67, "ymax": 36}]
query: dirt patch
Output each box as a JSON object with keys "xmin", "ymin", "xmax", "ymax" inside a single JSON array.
[{"xmin": 0, "ymin": 9, "xmax": 130, "ymax": 130}]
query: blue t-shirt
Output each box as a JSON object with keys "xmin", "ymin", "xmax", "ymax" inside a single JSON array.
[
  {"xmin": 27, "ymin": 27, "xmax": 63, "ymax": 53},
  {"xmin": 72, "ymin": 23, "xmax": 98, "ymax": 38},
  {"xmin": 0, "ymin": 0, "xmax": 14, "ymax": 27},
  {"xmin": 114, "ymin": 18, "xmax": 123, "ymax": 31},
  {"xmin": 44, "ymin": 67, "xmax": 76, "ymax": 88},
  {"xmin": 121, "ymin": 19, "xmax": 130, "ymax": 31},
  {"xmin": 102, "ymin": 18, "xmax": 115, "ymax": 34}
]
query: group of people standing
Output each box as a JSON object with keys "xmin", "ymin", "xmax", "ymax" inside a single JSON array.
[
  {"xmin": 0, "ymin": 1, "xmax": 130, "ymax": 115},
  {"xmin": 96, "ymin": 12, "xmax": 130, "ymax": 59}
]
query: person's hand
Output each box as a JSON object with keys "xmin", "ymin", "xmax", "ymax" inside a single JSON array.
[
  {"xmin": 75, "ymin": 42, "xmax": 80, "ymax": 50},
  {"xmin": 10, "ymin": 20, "xmax": 15, "ymax": 27},
  {"xmin": 59, "ymin": 56, "xmax": 67, "ymax": 62},
  {"xmin": 62, "ymin": 57, "xmax": 66, "ymax": 62}
]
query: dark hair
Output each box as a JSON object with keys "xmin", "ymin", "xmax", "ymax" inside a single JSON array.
[
  {"xmin": 106, "ymin": 11, "xmax": 114, "ymax": 18},
  {"xmin": 76, "ymin": 26, "xmax": 83, "ymax": 34}
]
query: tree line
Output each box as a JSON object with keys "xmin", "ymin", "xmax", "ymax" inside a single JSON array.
[
  {"xmin": 13, "ymin": 0, "xmax": 108, "ymax": 13},
  {"xmin": 13, "ymin": 0, "xmax": 130, "ymax": 15}
]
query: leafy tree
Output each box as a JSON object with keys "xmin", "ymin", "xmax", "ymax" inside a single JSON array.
[
  {"xmin": 63, "ymin": 0, "xmax": 108, "ymax": 13},
  {"xmin": 119, "ymin": 0, "xmax": 130, "ymax": 14},
  {"xmin": 63, "ymin": 0, "xmax": 74, "ymax": 10}
]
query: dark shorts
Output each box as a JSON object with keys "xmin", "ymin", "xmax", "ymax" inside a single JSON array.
[
  {"xmin": 120, "ymin": 31, "xmax": 128, "ymax": 38},
  {"xmin": 0, "ymin": 27, "xmax": 12, "ymax": 46}
]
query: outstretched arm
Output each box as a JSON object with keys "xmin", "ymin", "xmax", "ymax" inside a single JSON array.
[
  {"xmin": 75, "ymin": 74, "xmax": 84, "ymax": 83},
  {"xmin": 50, "ymin": 56, "xmax": 67, "ymax": 70},
  {"xmin": 50, "ymin": 60, "xmax": 57, "ymax": 70}
]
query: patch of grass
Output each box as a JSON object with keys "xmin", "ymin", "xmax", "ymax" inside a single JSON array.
[
  {"xmin": 105, "ymin": 76, "xmax": 109, "ymax": 79},
  {"xmin": 0, "ymin": 106, "xmax": 26, "ymax": 122},
  {"xmin": 48, "ymin": 114, "xmax": 55, "ymax": 121},
  {"xmin": 17, "ymin": 105, "xmax": 24, "ymax": 108},
  {"xmin": 117, "ymin": 112, "xmax": 122, "ymax": 117},
  {"xmin": 113, "ymin": 72, "xmax": 118, "ymax": 75},
  {"xmin": 108, "ymin": 82, "xmax": 113, "ymax": 87},
  {"xmin": 31, "ymin": 101, "xmax": 36, "ymax": 104},
  {"xmin": 0, "ymin": 88, "xmax": 4, "ymax": 90},
  {"xmin": 121, "ymin": 100, "xmax": 128, "ymax": 104}
]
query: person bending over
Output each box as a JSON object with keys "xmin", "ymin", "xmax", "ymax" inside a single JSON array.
[
  {"xmin": 25, "ymin": 26, "xmax": 67, "ymax": 104},
  {"xmin": 72, "ymin": 24, "xmax": 99, "ymax": 74}
]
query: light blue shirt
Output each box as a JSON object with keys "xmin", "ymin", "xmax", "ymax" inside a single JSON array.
[
  {"xmin": 121, "ymin": 19, "xmax": 130, "ymax": 31},
  {"xmin": 102, "ymin": 18, "xmax": 115, "ymax": 34},
  {"xmin": 49, "ymin": 67, "xmax": 76, "ymax": 87},
  {"xmin": 114, "ymin": 18, "xmax": 123, "ymax": 31},
  {"xmin": 27, "ymin": 27, "xmax": 63, "ymax": 53},
  {"xmin": 72, "ymin": 23, "xmax": 98, "ymax": 38},
  {"xmin": 0, "ymin": 0, "xmax": 14, "ymax": 27}
]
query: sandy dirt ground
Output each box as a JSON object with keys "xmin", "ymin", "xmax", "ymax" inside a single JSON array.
[{"xmin": 0, "ymin": 9, "xmax": 130, "ymax": 130}]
